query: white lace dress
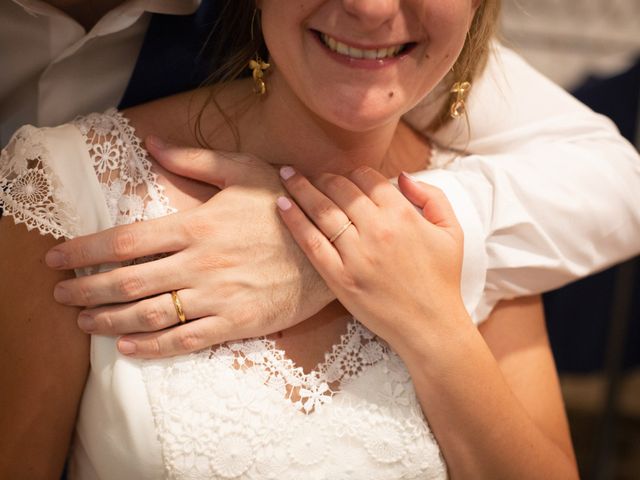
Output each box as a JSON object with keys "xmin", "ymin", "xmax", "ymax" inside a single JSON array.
[{"xmin": 0, "ymin": 110, "xmax": 487, "ymax": 480}]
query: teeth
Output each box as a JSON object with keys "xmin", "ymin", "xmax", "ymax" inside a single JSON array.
[
  {"xmin": 336, "ymin": 41, "xmax": 349, "ymax": 55},
  {"xmin": 320, "ymin": 33, "xmax": 404, "ymax": 59},
  {"xmin": 363, "ymin": 49, "xmax": 377, "ymax": 59},
  {"xmin": 349, "ymin": 47, "xmax": 364, "ymax": 59}
]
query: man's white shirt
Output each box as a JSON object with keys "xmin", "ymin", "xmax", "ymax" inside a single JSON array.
[
  {"xmin": 0, "ymin": 0, "xmax": 200, "ymax": 145},
  {"xmin": 2, "ymin": 0, "xmax": 639, "ymax": 320}
]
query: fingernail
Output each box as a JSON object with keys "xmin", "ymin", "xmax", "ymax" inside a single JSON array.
[
  {"xmin": 53, "ymin": 285, "xmax": 71, "ymax": 304},
  {"xmin": 146, "ymin": 135, "xmax": 166, "ymax": 149},
  {"xmin": 401, "ymin": 171, "xmax": 417, "ymax": 183},
  {"xmin": 77, "ymin": 313, "xmax": 96, "ymax": 332},
  {"xmin": 45, "ymin": 249, "xmax": 67, "ymax": 268},
  {"xmin": 118, "ymin": 340, "xmax": 137, "ymax": 355},
  {"xmin": 280, "ymin": 166, "xmax": 296, "ymax": 180},
  {"xmin": 276, "ymin": 196, "xmax": 292, "ymax": 211}
]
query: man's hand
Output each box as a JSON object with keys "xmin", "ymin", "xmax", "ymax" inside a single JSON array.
[{"xmin": 46, "ymin": 138, "xmax": 332, "ymax": 357}]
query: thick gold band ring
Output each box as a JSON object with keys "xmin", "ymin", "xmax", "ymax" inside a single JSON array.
[
  {"xmin": 329, "ymin": 220, "xmax": 353, "ymax": 244},
  {"xmin": 170, "ymin": 290, "xmax": 187, "ymax": 324}
]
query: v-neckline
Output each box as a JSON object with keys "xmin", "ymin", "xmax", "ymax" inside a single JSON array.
[
  {"xmin": 210, "ymin": 319, "xmax": 387, "ymax": 414},
  {"xmin": 101, "ymin": 109, "xmax": 389, "ymax": 414}
]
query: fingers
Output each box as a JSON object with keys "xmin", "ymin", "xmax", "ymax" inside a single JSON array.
[
  {"xmin": 279, "ymin": 167, "xmax": 363, "ymax": 248},
  {"xmin": 116, "ymin": 315, "xmax": 234, "ymax": 358},
  {"xmin": 146, "ymin": 135, "xmax": 268, "ymax": 188},
  {"xmin": 275, "ymin": 196, "xmax": 345, "ymax": 277},
  {"xmin": 77, "ymin": 289, "xmax": 200, "ymax": 335},
  {"xmin": 348, "ymin": 165, "xmax": 402, "ymax": 206},
  {"xmin": 397, "ymin": 172, "xmax": 460, "ymax": 230},
  {"xmin": 53, "ymin": 254, "xmax": 186, "ymax": 306},
  {"xmin": 45, "ymin": 215, "xmax": 186, "ymax": 269}
]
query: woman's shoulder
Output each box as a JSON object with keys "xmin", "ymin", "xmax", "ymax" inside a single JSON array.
[
  {"xmin": 0, "ymin": 109, "xmax": 173, "ymax": 240},
  {"xmin": 120, "ymin": 84, "xmax": 249, "ymax": 150}
]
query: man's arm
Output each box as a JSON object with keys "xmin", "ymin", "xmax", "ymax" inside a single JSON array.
[
  {"xmin": 44, "ymin": 42, "xmax": 640, "ymax": 355},
  {"xmin": 406, "ymin": 41, "xmax": 640, "ymax": 320}
]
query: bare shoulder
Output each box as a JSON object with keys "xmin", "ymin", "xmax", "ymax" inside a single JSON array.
[
  {"xmin": 122, "ymin": 81, "xmax": 255, "ymax": 151},
  {"xmin": 114, "ymin": 83, "xmax": 255, "ymax": 211}
]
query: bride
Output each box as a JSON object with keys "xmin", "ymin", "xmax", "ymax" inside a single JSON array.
[{"xmin": 0, "ymin": 0, "xmax": 578, "ymax": 478}]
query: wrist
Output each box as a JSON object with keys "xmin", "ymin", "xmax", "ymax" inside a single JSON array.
[{"xmin": 389, "ymin": 301, "xmax": 476, "ymax": 366}]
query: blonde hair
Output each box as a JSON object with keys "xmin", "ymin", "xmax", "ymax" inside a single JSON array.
[{"xmin": 427, "ymin": 0, "xmax": 502, "ymax": 131}]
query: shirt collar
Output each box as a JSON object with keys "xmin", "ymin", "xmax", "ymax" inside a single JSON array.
[{"xmin": 13, "ymin": 0, "xmax": 201, "ymax": 18}]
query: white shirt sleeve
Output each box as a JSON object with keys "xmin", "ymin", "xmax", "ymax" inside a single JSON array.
[{"xmin": 406, "ymin": 41, "xmax": 640, "ymax": 322}]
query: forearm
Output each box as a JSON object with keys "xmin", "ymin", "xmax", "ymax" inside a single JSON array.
[
  {"xmin": 409, "ymin": 41, "xmax": 640, "ymax": 315},
  {"xmin": 396, "ymin": 312, "xmax": 578, "ymax": 480},
  {"xmin": 411, "ymin": 133, "xmax": 640, "ymax": 321}
]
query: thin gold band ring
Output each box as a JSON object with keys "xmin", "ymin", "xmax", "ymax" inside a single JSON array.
[{"xmin": 329, "ymin": 220, "xmax": 353, "ymax": 244}]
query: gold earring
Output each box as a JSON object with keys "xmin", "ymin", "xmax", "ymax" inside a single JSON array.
[
  {"xmin": 449, "ymin": 81, "xmax": 471, "ymax": 118},
  {"xmin": 249, "ymin": 55, "xmax": 270, "ymax": 95}
]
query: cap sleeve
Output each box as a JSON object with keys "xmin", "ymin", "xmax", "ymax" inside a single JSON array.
[{"xmin": 1, "ymin": 125, "xmax": 80, "ymax": 238}]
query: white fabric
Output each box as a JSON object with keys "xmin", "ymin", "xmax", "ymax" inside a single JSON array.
[
  {"xmin": 0, "ymin": 0, "xmax": 200, "ymax": 145},
  {"xmin": 405, "ymin": 42, "xmax": 640, "ymax": 320},
  {"xmin": 0, "ymin": 110, "xmax": 471, "ymax": 479},
  {"xmin": 2, "ymin": 1, "xmax": 640, "ymax": 321}
]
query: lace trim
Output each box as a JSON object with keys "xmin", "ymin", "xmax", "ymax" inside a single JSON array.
[
  {"xmin": 143, "ymin": 332, "xmax": 446, "ymax": 480},
  {"xmin": 212, "ymin": 320, "xmax": 388, "ymax": 414},
  {"xmin": 31, "ymin": 109, "xmax": 446, "ymax": 479},
  {"xmin": 0, "ymin": 125, "xmax": 79, "ymax": 239},
  {"xmin": 73, "ymin": 108, "xmax": 176, "ymax": 226}
]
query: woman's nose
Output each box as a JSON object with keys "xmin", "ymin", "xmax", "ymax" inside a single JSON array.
[{"xmin": 342, "ymin": 0, "xmax": 401, "ymax": 31}]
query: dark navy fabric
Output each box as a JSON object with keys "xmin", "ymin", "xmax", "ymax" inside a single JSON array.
[
  {"xmin": 118, "ymin": 0, "xmax": 223, "ymax": 109},
  {"xmin": 544, "ymin": 58, "xmax": 640, "ymax": 372}
]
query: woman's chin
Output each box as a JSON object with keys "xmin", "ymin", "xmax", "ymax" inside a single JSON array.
[
  {"xmin": 322, "ymin": 106, "xmax": 404, "ymax": 133},
  {"xmin": 315, "ymin": 90, "xmax": 411, "ymax": 133}
]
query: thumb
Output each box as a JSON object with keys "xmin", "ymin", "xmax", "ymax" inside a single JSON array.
[
  {"xmin": 145, "ymin": 135, "xmax": 243, "ymax": 188},
  {"xmin": 397, "ymin": 172, "xmax": 460, "ymax": 230}
]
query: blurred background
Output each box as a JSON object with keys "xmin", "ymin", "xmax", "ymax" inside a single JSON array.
[{"xmin": 500, "ymin": 1, "xmax": 640, "ymax": 479}]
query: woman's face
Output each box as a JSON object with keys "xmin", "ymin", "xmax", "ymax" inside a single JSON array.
[{"xmin": 260, "ymin": 0, "xmax": 479, "ymax": 132}]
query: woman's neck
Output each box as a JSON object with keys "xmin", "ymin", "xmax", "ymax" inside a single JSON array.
[{"xmin": 235, "ymin": 78, "xmax": 400, "ymax": 177}]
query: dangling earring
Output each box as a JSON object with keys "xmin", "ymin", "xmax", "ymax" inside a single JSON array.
[
  {"xmin": 249, "ymin": 56, "xmax": 270, "ymax": 95},
  {"xmin": 449, "ymin": 81, "xmax": 471, "ymax": 118},
  {"xmin": 248, "ymin": 8, "xmax": 270, "ymax": 95}
]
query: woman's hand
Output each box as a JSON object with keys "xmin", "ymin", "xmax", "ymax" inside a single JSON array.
[
  {"xmin": 45, "ymin": 140, "xmax": 332, "ymax": 358},
  {"xmin": 276, "ymin": 165, "xmax": 468, "ymax": 354}
]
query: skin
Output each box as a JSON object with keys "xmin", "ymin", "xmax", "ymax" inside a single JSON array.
[
  {"xmin": 277, "ymin": 167, "xmax": 579, "ymax": 478},
  {"xmin": 1, "ymin": 0, "xmax": 578, "ymax": 477},
  {"xmin": 48, "ymin": 0, "xmax": 475, "ymax": 357},
  {"xmin": 0, "ymin": 221, "xmax": 88, "ymax": 479}
]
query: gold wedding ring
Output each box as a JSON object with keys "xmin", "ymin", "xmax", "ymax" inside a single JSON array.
[
  {"xmin": 329, "ymin": 220, "xmax": 353, "ymax": 244},
  {"xmin": 170, "ymin": 290, "xmax": 187, "ymax": 324}
]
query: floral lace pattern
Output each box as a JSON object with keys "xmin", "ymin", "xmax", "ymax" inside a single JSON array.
[
  {"xmin": 73, "ymin": 109, "xmax": 176, "ymax": 225},
  {"xmin": 0, "ymin": 126, "xmax": 79, "ymax": 238},
  {"xmin": 144, "ymin": 322, "xmax": 447, "ymax": 480},
  {"xmin": 1, "ymin": 111, "xmax": 447, "ymax": 479}
]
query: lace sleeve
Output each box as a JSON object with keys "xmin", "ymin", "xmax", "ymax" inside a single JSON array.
[
  {"xmin": 73, "ymin": 109, "xmax": 175, "ymax": 227},
  {"xmin": 0, "ymin": 125, "xmax": 80, "ymax": 239},
  {"xmin": 0, "ymin": 110, "xmax": 176, "ymax": 243}
]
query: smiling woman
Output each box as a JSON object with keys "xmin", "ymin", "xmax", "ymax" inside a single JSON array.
[{"xmin": 0, "ymin": 1, "xmax": 580, "ymax": 479}]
